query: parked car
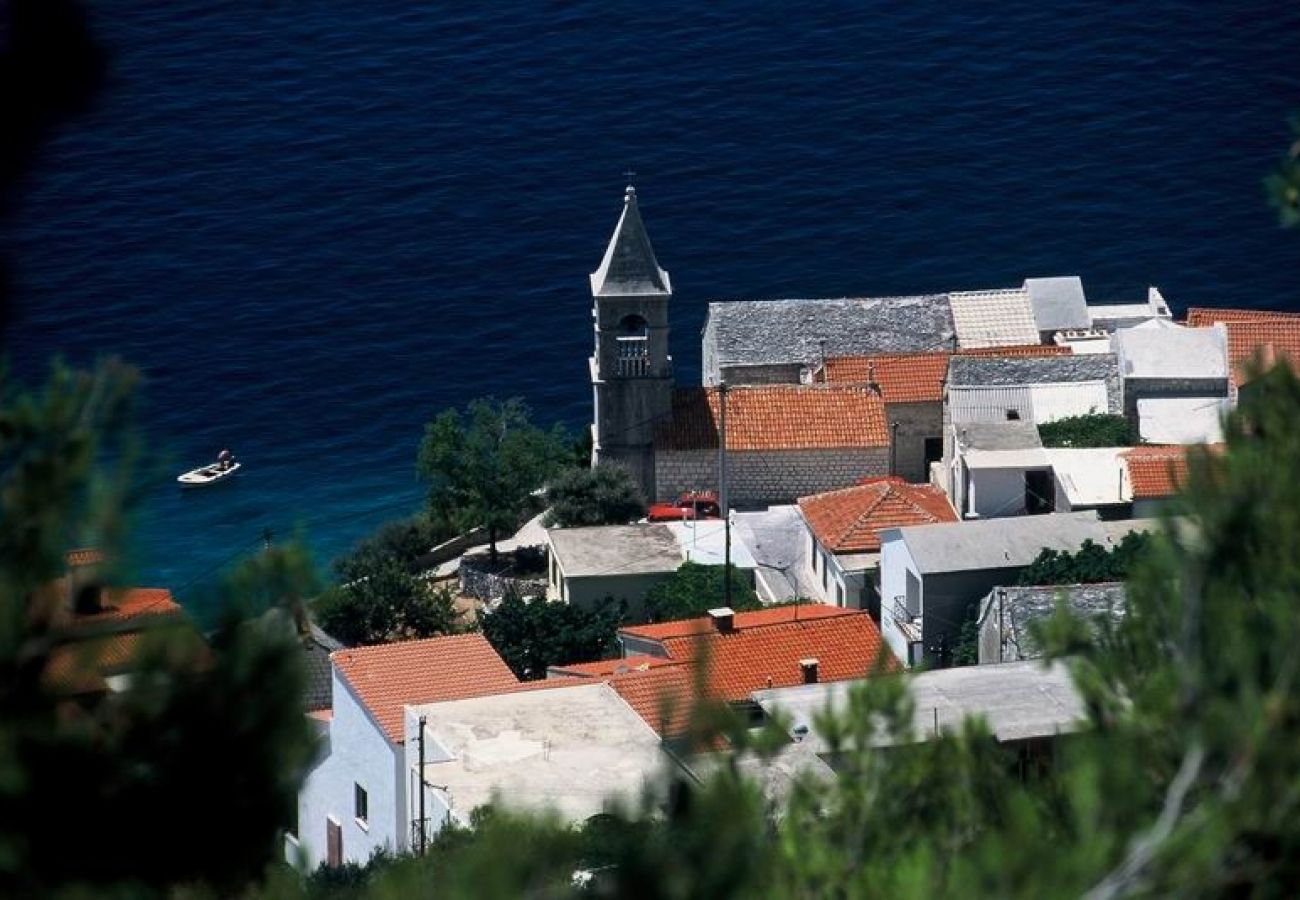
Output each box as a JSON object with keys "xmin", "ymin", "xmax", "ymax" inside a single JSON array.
[{"xmin": 646, "ymin": 490, "xmax": 722, "ymax": 522}]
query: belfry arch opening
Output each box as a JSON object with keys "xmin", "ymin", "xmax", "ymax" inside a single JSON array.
[{"xmin": 615, "ymin": 314, "xmax": 650, "ymax": 376}]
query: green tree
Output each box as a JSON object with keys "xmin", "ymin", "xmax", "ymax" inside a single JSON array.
[
  {"xmin": 1037, "ymin": 412, "xmax": 1137, "ymax": 448},
  {"xmin": 479, "ymin": 592, "xmax": 621, "ymax": 680},
  {"xmin": 643, "ymin": 561, "xmax": 762, "ymax": 623},
  {"xmin": 1017, "ymin": 532, "xmax": 1150, "ymax": 586},
  {"xmin": 314, "ymin": 567, "xmax": 460, "ymax": 646},
  {"xmin": 417, "ymin": 397, "xmax": 568, "ymax": 565},
  {"xmin": 0, "ymin": 362, "xmax": 318, "ymax": 897},
  {"xmin": 542, "ymin": 463, "xmax": 646, "ymax": 528}
]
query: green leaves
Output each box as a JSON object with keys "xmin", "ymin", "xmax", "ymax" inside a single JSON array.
[
  {"xmin": 542, "ymin": 463, "xmax": 646, "ymax": 529},
  {"xmin": 478, "ymin": 592, "xmax": 620, "ymax": 680},
  {"xmin": 1037, "ymin": 413, "xmax": 1137, "ymax": 448},
  {"xmin": 642, "ymin": 561, "xmax": 761, "ymax": 623}
]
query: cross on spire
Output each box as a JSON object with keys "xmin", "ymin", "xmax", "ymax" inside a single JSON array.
[{"xmin": 623, "ymin": 169, "xmax": 637, "ymax": 187}]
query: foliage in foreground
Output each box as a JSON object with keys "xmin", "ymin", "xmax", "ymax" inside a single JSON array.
[
  {"xmin": 479, "ymin": 592, "xmax": 622, "ymax": 680},
  {"xmin": 1037, "ymin": 412, "xmax": 1137, "ymax": 448},
  {"xmin": 1017, "ymin": 531, "xmax": 1151, "ymax": 586},
  {"xmin": 643, "ymin": 561, "xmax": 762, "ymax": 623},
  {"xmin": 543, "ymin": 463, "xmax": 646, "ymax": 528},
  {"xmin": 0, "ymin": 362, "xmax": 318, "ymax": 898}
]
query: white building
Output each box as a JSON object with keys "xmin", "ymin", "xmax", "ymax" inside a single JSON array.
[
  {"xmin": 290, "ymin": 634, "xmax": 519, "ymax": 869},
  {"xmin": 401, "ymin": 681, "xmax": 668, "ymax": 847}
]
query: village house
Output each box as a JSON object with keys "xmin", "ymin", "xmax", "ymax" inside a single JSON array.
[
  {"xmin": 878, "ymin": 511, "xmax": 1150, "ymax": 667},
  {"xmin": 1186, "ymin": 306, "xmax": 1300, "ymax": 399},
  {"xmin": 944, "ymin": 421, "xmax": 1052, "ymax": 519},
  {"xmin": 654, "ymin": 384, "xmax": 891, "ymax": 508},
  {"xmin": 1122, "ymin": 445, "xmax": 1194, "ymax": 517},
  {"xmin": 544, "ymin": 519, "xmax": 757, "ymax": 616},
  {"xmin": 976, "ymin": 582, "xmax": 1127, "ymax": 664},
  {"xmin": 37, "ymin": 549, "xmax": 189, "ymax": 696},
  {"xmin": 796, "ymin": 476, "xmax": 958, "ymax": 616},
  {"xmin": 753, "ymin": 660, "xmax": 1086, "ymax": 774},
  {"xmin": 1113, "ymin": 319, "xmax": 1230, "ymax": 444},
  {"xmin": 291, "ymin": 634, "xmax": 520, "ymax": 869},
  {"xmin": 400, "ymin": 681, "xmax": 666, "ymax": 849}
]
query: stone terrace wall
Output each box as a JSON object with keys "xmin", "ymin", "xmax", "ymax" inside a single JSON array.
[{"xmin": 656, "ymin": 447, "xmax": 890, "ymax": 508}]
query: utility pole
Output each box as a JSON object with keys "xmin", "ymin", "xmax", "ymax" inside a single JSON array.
[
  {"xmin": 417, "ymin": 715, "xmax": 427, "ymax": 855},
  {"xmin": 719, "ymin": 382, "xmax": 731, "ymax": 610}
]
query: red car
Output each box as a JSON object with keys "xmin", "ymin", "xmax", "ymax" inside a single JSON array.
[{"xmin": 647, "ymin": 490, "xmax": 722, "ymax": 522}]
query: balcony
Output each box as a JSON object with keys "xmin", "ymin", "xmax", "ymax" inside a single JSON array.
[{"xmin": 615, "ymin": 336, "xmax": 651, "ymax": 378}]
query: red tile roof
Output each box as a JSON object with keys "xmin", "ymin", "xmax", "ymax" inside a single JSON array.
[
  {"xmin": 65, "ymin": 548, "xmax": 105, "ymax": 568},
  {"xmin": 332, "ymin": 634, "xmax": 520, "ymax": 743},
  {"xmin": 956, "ymin": 344, "xmax": 1072, "ymax": 358},
  {"xmin": 656, "ymin": 385, "xmax": 889, "ymax": 451},
  {"xmin": 548, "ymin": 655, "xmax": 680, "ymax": 678},
  {"xmin": 798, "ymin": 476, "xmax": 959, "ymax": 554},
  {"xmin": 1186, "ymin": 308, "xmax": 1300, "ymax": 385},
  {"xmin": 619, "ymin": 605, "xmax": 896, "ymax": 703},
  {"xmin": 821, "ymin": 353, "xmax": 950, "ymax": 402},
  {"xmin": 1123, "ymin": 446, "xmax": 1190, "ymax": 499},
  {"xmin": 75, "ymin": 588, "xmax": 182, "ymax": 625},
  {"xmin": 606, "ymin": 664, "xmax": 699, "ymax": 737},
  {"xmin": 43, "ymin": 633, "xmax": 145, "ymax": 694}
]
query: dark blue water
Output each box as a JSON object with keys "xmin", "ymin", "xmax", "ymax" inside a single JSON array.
[{"xmin": 7, "ymin": 1, "xmax": 1300, "ymax": 612}]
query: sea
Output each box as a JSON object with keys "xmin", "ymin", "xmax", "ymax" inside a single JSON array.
[{"xmin": 6, "ymin": 1, "xmax": 1300, "ymax": 620}]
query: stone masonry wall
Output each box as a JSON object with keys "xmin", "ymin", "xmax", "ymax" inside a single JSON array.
[
  {"xmin": 887, "ymin": 400, "xmax": 943, "ymax": 484},
  {"xmin": 656, "ymin": 447, "xmax": 891, "ymax": 507}
]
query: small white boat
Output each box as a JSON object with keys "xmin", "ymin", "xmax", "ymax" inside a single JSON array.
[{"xmin": 178, "ymin": 450, "xmax": 241, "ymax": 488}]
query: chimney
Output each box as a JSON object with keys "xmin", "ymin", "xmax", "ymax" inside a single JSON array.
[
  {"xmin": 65, "ymin": 548, "xmax": 105, "ymax": 614},
  {"xmin": 708, "ymin": 606, "xmax": 735, "ymax": 634},
  {"xmin": 800, "ymin": 657, "xmax": 820, "ymax": 684}
]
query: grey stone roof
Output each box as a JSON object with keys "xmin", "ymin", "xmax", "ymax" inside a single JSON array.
[
  {"xmin": 947, "ymin": 353, "xmax": 1121, "ymax": 414},
  {"xmin": 703, "ymin": 294, "xmax": 955, "ymax": 371},
  {"xmin": 589, "ymin": 186, "xmax": 672, "ymax": 297},
  {"xmin": 980, "ymin": 582, "xmax": 1127, "ymax": 662},
  {"xmin": 887, "ymin": 511, "xmax": 1117, "ymax": 575},
  {"xmin": 1025, "ymin": 276, "xmax": 1090, "ymax": 332},
  {"xmin": 303, "ymin": 623, "xmax": 344, "ymax": 712},
  {"xmin": 956, "ymin": 421, "xmax": 1043, "ymax": 451}
]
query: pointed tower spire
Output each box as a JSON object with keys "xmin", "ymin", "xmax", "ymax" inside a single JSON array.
[{"xmin": 589, "ymin": 185, "xmax": 672, "ymax": 297}]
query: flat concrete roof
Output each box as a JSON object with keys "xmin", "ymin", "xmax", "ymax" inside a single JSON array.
[
  {"xmin": 753, "ymin": 660, "xmax": 1086, "ymax": 750},
  {"xmin": 666, "ymin": 519, "xmax": 758, "ymax": 570},
  {"xmin": 1043, "ymin": 447, "xmax": 1129, "ymax": 506},
  {"xmin": 548, "ymin": 523, "xmax": 683, "ymax": 578},
  {"xmin": 411, "ymin": 682, "xmax": 666, "ymax": 826},
  {"xmin": 885, "ymin": 511, "xmax": 1110, "ymax": 574}
]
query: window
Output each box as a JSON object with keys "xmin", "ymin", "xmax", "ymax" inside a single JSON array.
[
  {"xmin": 835, "ymin": 583, "xmax": 844, "ymax": 607},
  {"xmin": 355, "ymin": 783, "xmax": 369, "ymax": 824}
]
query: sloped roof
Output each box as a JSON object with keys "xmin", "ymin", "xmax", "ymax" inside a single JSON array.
[
  {"xmin": 949, "ymin": 289, "xmax": 1041, "ymax": 348},
  {"xmin": 702, "ymin": 294, "xmax": 955, "ymax": 372},
  {"xmin": 1024, "ymin": 276, "xmax": 1090, "ymax": 332},
  {"xmin": 1122, "ymin": 445, "xmax": 1191, "ymax": 499},
  {"xmin": 821, "ymin": 352, "xmax": 950, "ymax": 401},
  {"xmin": 620, "ymin": 605, "xmax": 896, "ymax": 702},
  {"xmin": 957, "ymin": 344, "xmax": 1073, "ymax": 358},
  {"xmin": 68, "ymin": 588, "xmax": 183, "ymax": 627},
  {"xmin": 656, "ymin": 385, "xmax": 889, "ymax": 451},
  {"xmin": 798, "ymin": 477, "xmax": 958, "ymax": 554},
  {"xmin": 589, "ymin": 186, "xmax": 671, "ymax": 296},
  {"xmin": 1186, "ymin": 307, "xmax": 1300, "ymax": 385},
  {"xmin": 332, "ymin": 634, "xmax": 520, "ymax": 743},
  {"xmin": 888, "ymin": 511, "xmax": 1119, "ymax": 575}
]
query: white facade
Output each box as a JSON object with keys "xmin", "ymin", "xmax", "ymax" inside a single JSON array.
[
  {"xmin": 291, "ymin": 669, "xmax": 405, "ymax": 869},
  {"xmin": 878, "ymin": 534, "xmax": 924, "ymax": 665}
]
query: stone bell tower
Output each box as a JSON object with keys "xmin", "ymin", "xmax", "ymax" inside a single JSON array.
[{"xmin": 589, "ymin": 184, "xmax": 674, "ymax": 500}]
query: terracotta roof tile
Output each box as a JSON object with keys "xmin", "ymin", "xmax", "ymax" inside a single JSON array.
[
  {"xmin": 821, "ymin": 353, "xmax": 950, "ymax": 402},
  {"xmin": 1122, "ymin": 446, "xmax": 1190, "ymax": 499},
  {"xmin": 798, "ymin": 477, "xmax": 959, "ymax": 554},
  {"xmin": 547, "ymin": 655, "xmax": 679, "ymax": 678},
  {"xmin": 332, "ymin": 634, "xmax": 520, "ymax": 743},
  {"xmin": 956, "ymin": 344, "xmax": 1072, "ymax": 358},
  {"xmin": 1186, "ymin": 308, "xmax": 1300, "ymax": 385},
  {"xmin": 75, "ymin": 588, "xmax": 182, "ymax": 625},
  {"xmin": 65, "ymin": 548, "xmax": 105, "ymax": 568},
  {"xmin": 656, "ymin": 385, "xmax": 889, "ymax": 451},
  {"xmin": 619, "ymin": 606, "xmax": 896, "ymax": 703}
]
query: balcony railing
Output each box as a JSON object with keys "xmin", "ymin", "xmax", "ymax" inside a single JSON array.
[
  {"xmin": 891, "ymin": 596, "xmax": 916, "ymax": 624},
  {"xmin": 616, "ymin": 336, "xmax": 651, "ymax": 377}
]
